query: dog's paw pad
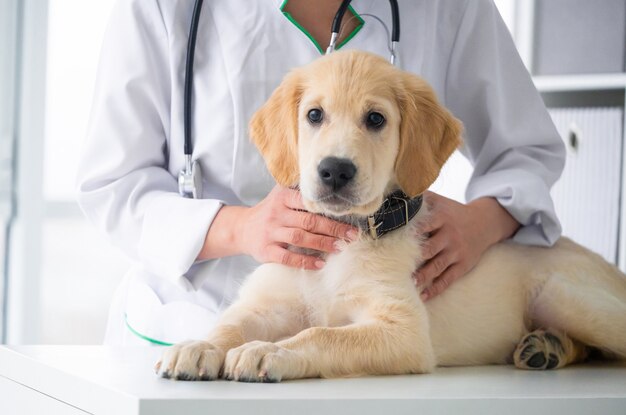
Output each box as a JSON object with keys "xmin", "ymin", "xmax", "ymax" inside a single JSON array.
[
  {"xmin": 514, "ymin": 329, "xmax": 566, "ymax": 370},
  {"xmin": 526, "ymin": 352, "xmax": 547, "ymax": 368},
  {"xmin": 546, "ymin": 353, "xmax": 560, "ymax": 369}
]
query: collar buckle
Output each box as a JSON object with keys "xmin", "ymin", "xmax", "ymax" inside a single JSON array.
[
  {"xmin": 363, "ymin": 191, "xmax": 423, "ymax": 239},
  {"xmin": 367, "ymin": 216, "xmax": 382, "ymax": 239},
  {"xmin": 392, "ymin": 195, "xmax": 410, "ymax": 227}
]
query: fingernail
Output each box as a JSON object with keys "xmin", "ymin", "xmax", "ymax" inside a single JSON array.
[
  {"xmin": 315, "ymin": 260, "xmax": 325, "ymax": 269},
  {"xmin": 413, "ymin": 273, "xmax": 422, "ymax": 285},
  {"xmin": 346, "ymin": 229, "xmax": 358, "ymax": 241},
  {"xmin": 333, "ymin": 240, "xmax": 343, "ymax": 251}
]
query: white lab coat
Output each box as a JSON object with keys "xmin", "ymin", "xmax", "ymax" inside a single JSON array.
[{"xmin": 77, "ymin": 0, "xmax": 565, "ymax": 346}]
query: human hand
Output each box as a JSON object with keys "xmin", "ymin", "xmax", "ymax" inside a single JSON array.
[
  {"xmin": 413, "ymin": 191, "xmax": 520, "ymax": 301},
  {"xmin": 236, "ymin": 185, "xmax": 358, "ymax": 270}
]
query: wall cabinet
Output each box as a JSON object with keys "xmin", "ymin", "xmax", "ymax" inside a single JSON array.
[{"xmin": 509, "ymin": 0, "xmax": 626, "ymax": 268}]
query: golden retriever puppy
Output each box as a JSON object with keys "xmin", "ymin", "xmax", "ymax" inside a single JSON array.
[{"xmin": 156, "ymin": 50, "xmax": 626, "ymax": 382}]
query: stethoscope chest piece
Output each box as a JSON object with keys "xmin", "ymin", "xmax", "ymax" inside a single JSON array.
[{"xmin": 178, "ymin": 156, "xmax": 203, "ymax": 199}]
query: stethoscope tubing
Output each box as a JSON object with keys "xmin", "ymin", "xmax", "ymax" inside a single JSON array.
[
  {"xmin": 327, "ymin": 0, "xmax": 399, "ymax": 54},
  {"xmin": 184, "ymin": 0, "xmax": 204, "ymax": 158},
  {"xmin": 334, "ymin": 0, "xmax": 399, "ymax": 42}
]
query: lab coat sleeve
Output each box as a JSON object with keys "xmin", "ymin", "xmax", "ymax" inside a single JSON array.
[
  {"xmin": 76, "ymin": 0, "xmax": 223, "ymax": 285},
  {"xmin": 444, "ymin": 0, "xmax": 566, "ymax": 246}
]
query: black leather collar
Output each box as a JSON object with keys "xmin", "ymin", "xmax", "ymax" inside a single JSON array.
[{"xmin": 360, "ymin": 190, "xmax": 423, "ymax": 239}]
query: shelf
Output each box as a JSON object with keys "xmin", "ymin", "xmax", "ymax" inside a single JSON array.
[{"xmin": 533, "ymin": 73, "xmax": 626, "ymax": 92}]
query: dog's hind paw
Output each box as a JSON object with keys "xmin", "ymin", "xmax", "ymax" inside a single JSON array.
[{"xmin": 514, "ymin": 329, "xmax": 578, "ymax": 370}]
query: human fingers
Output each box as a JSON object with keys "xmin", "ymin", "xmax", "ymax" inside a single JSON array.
[
  {"xmin": 286, "ymin": 210, "xmax": 358, "ymax": 241},
  {"xmin": 423, "ymin": 190, "xmax": 447, "ymax": 205},
  {"xmin": 273, "ymin": 187, "xmax": 357, "ymax": 240},
  {"xmin": 264, "ymin": 245, "xmax": 325, "ymax": 270},
  {"xmin": 416, "ymin": 192, "xmax": 445, "ymax": 234},
  {"xmin": 280, "ymin": 188, "xmax": 307, "ymax": 211},
  {"xmin": 420, "ymin": 264, "xmax": 464, "ymax": 301},
  {"xmin": 418, "ymin": 230, "xmax": 447, "ymax": 261},
  {"xmin": 413, "ymin": 250, "xmax": 457, "ymax": 286},
  {"xmin": 416, "ymin": 216, "xmax": 443, "ymax": 235},
  {"xmin": 272, "ymin": 227, "xmax": 340, "ymax": 254}
]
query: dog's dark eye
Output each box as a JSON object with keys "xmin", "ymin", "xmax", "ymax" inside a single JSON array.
[
  {"xmin": 366, "ymin": 112, "xmax": 385, "ymax": 129},
  {"xmin": 307, "ymin": 108, "xmax": 324, "ymax": 124}
]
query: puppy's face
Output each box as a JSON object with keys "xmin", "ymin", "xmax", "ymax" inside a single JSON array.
[
  {"xmin": 250, "ymin": 50, "xmax": 462, "ymax": 218},
  {"xmin": 296, "ymin": 68, "xmax": 401, "ymax": 216}
]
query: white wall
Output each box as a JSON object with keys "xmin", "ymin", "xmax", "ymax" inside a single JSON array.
[{"xmin": 40, "ymin": 0, "xmax": 127, "ymax": 344}]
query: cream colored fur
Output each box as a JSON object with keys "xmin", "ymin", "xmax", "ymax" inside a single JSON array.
[{"xmin": 157, "ymin": 51, "xmax": 626, "ymax": 382}]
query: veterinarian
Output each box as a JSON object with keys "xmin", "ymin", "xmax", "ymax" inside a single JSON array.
[{"xmin": 77, "ymin": 0, "xmax": 565, "ymax": 346}]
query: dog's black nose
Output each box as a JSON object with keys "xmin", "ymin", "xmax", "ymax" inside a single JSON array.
[{"xmin": 317, "ymin": 157, "xmax": 357, "ymax": 190}]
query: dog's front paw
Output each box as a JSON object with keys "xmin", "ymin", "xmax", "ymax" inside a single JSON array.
[
  {"xmin": 223, "ymin": 341, "xmax": 306, "ymax": 383},
  {"xmin": 155, "ymin": 340, "xmax": 224, "ymax": 381}
]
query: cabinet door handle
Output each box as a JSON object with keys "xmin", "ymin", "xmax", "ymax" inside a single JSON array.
[{"xmin": 567, "ymin": 122, "xmax": 582, "ymax": 153}]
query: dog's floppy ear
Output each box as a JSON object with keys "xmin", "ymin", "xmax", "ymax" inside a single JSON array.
[
  {"xmin": 395, "ymin": 73, "xmax": 463, "ymax": 198},
  {"xmin": 249, "ymin": 70, "xmax": 302, "ymax": 187}
]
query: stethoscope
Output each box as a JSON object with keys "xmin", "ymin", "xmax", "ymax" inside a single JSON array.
[{"xmin": 178, "ymin": 0, "xmax": 400, "ymax": 198}]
